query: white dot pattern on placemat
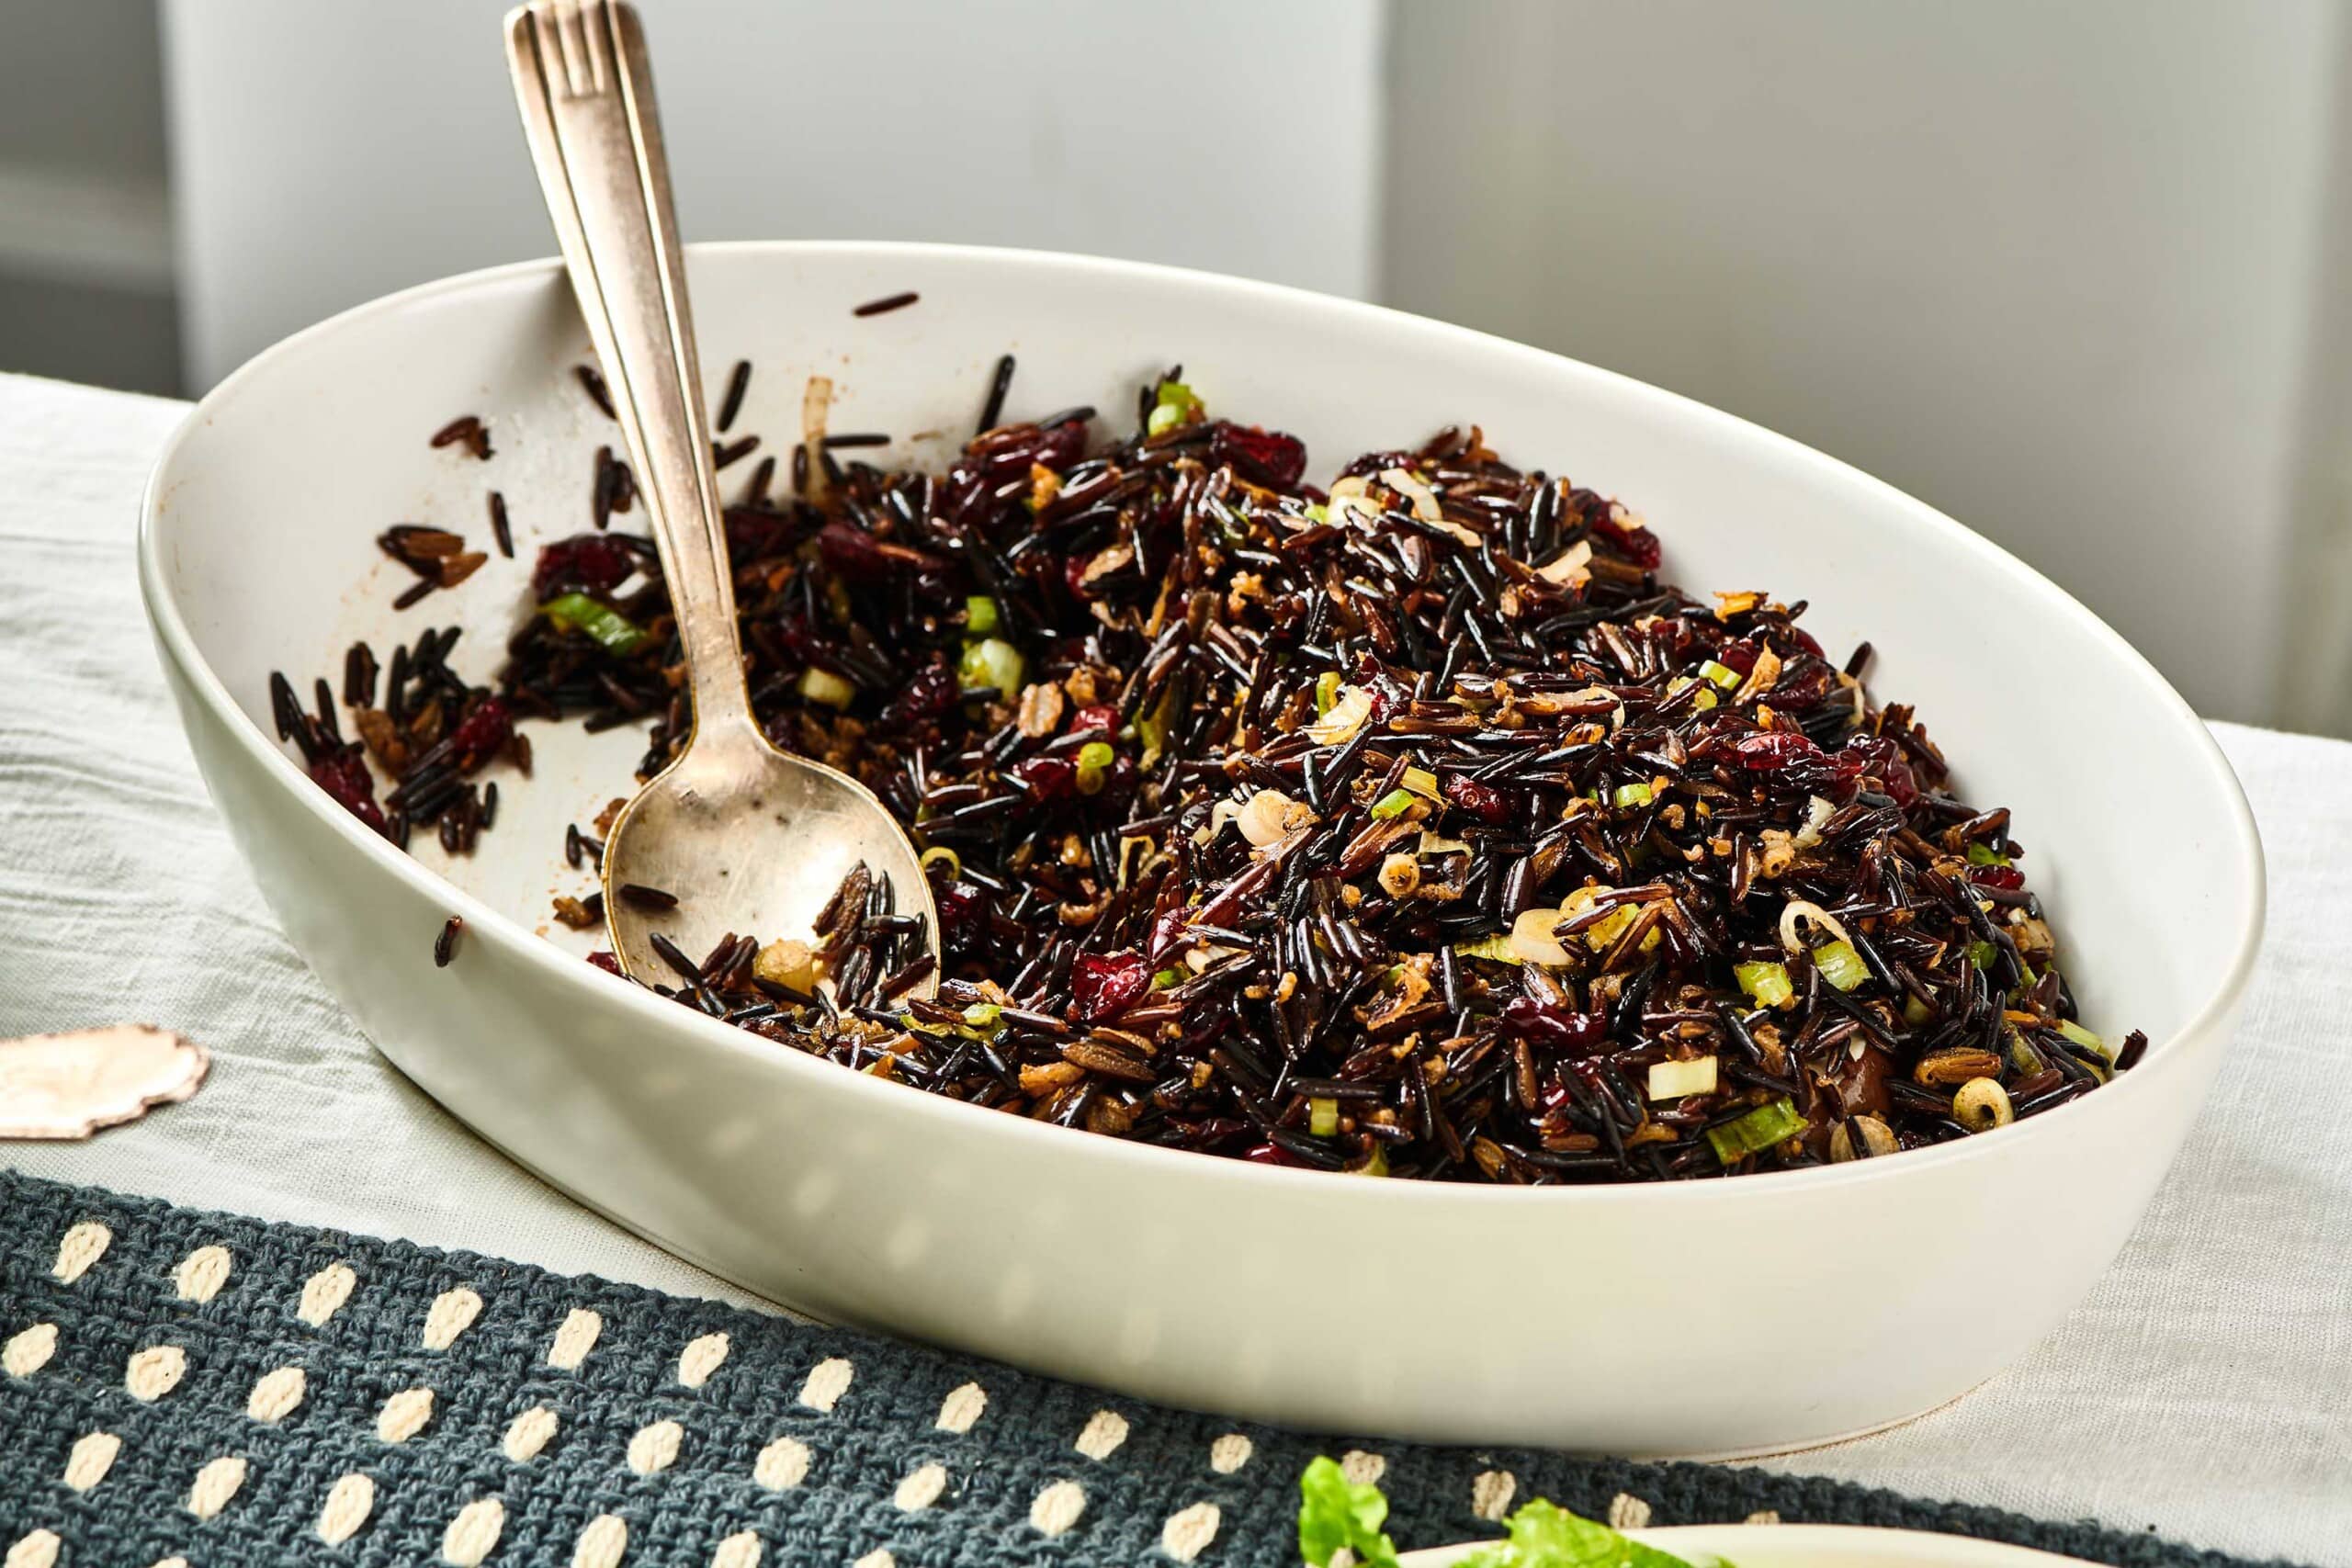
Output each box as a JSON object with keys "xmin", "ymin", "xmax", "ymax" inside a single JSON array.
[
  {"xmin": 442, "ymin": 1497, "xmax": 504, "ymax": 1566},
  {"xmin": 1471, "ymin": 1470, "xmax": 1517, "ymax": 1521},
  {"xmin": 1340, "ymin": 1450, "xmax": 1385, "ymax": 1486},
  {"xmin": 317, "ymin": 1472, "xmax": 376, "ymax": 1544},
  {"xmin": 62, "ymin": 1431, "xmax": 119, "ymax": 1492},
  {"xmin": 1208, "ymin": 1433, "xmax": 1252, "ymax": 1473},
  {"xmin": 377, "ymin": 1387, "xmax": 435, "ymax": 1443},
  {"xmin": 421, "ymin": 1288, "xmax": 483, "ymax": 1351},
  {"xmin": 151, "ymin": 1557, "xmax": 189, "ymax": 1568},
  {"xmin": 572, "ymin": 1512, "xmax": 628, "ymax": 1568},
  {"xmin": 297, "ymin": 1263, "xmax": 356, "ymax": 1327},
  {"xmin": 1162, "ymin": 1502, "xmax": 1221, "ymax": 1563},
  {"xmin": 709, "ymin": 1532, "xmax": 761, "ymax": 1568},
  {"xmin": 752, "ymin": 1437, "xmax": 809, "ymax": 1491},
  {"xmin": 548, "ymin": 1308, "xmax": 602, "ymax": 1370},
  {"xmin": 1073, "ymin": 1409, "xmax": 1128, "ymax": 1460},
  {"xmin": 627, "ymin": 1419, "xmax": 683, "ymax": 1475},
  {"xmin": 677, "ymin": 1332, "xmax": 729, "ymax": 1388},
  {"xmin": 505, "ymin": 1405, "xmax": 560, "ymax": 1463},
  {"xmin": 1608, "ymin": 1493, "xmax": 1652, "ymax": 1530},
  {"xmin": 3, "ymin": 1324, "xmax": 56, "ymax": 1379},
  {"xmin": 1029, "ymin": 1479, "xmax": 1086, "ymax": 1536},
  {"xmin": 5, "ymin": 1529, "xmax": 59, "ymax": 1568},
  {"xmin": 797, "ymin": 1357, "xmax": 853, "ymax": 1411},
  {"xmin": 52, "ymin": 1222, "xmax": 110, "ymax": 1283},
  {"xmin": 247, "ymin": 1365, "xmax": 306, "ymax": 1422},
  {"xmin": 125, "ymin": 1345, "xmax": 187, "ymax": 1401},
  {"xmin": 186, "ymin": 1454, "xmax": 248, "ymax": 1519},
  {"xmin": 934, "ymin": 1381, "xmax": 986, "ymax": 1433},
  {"xmin": 892, "ymin": 1462, "xmax": 947, "ymax": 1511},
  {"xmin": 851, "ymin": 1552, "xmax": 893, "ymax": 1568},
  {"xmin": 174, "ymin": 1245, "xmax": 232, "ymax": 1303},
  {"xmin": 1747, "ymin": 1509, "xmax": 1782, "ymax": 1527}
]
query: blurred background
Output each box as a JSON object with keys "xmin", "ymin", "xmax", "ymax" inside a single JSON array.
[{"xmin": 3, "ymin": 0, "xmax": 2348, "ymax": 736}]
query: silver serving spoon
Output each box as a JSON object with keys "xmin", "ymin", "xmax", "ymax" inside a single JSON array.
[{"xmin": 506, "ymin": 0, "xmax": 936, "ymax": 998}]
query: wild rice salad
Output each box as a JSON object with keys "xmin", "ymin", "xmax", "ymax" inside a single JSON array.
[{"xmin": 274, "ymin": 359, "xmax": 2143, "ymax": 1183}]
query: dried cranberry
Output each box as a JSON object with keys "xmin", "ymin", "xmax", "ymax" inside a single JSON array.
[
  {"xmin": 877, "ymin": 658, "xmax": 959, "ymax": 734},
  {"xmin": 1070, "ymin": 703, "xmax": 1122, "ymax": 734},
  {"xmin": 1242, "ymin": 1142, "xmax": 1299, "ymax": 1167},
  {"xmin": 586, "ymin": 950, "xmax": 622, "ymax": 976},
  {"xmin": 1726, "ymin": 730, "xmax": 1825, "ymax": 770},
  {"xmin": 1838, "ymin": 735, "xmax": 1918, "ymax": 808},
  {"xmin": 1442, "ymin": 773, "xmax": 1513, "ymax": 824},
  {"xmin": 1500, "ymin": 996, "xmax": 1607, "ymax": 1053},
  {"xmin": 1012, "ymin": 754, "xmax": 1076, "ymax": 802},
  {"xmin": 933, "ymin": 879, "xmax": 990, "ymax": 955},
  {"xmin": 1788, "ymin": 626, "xmax": 1826, "ymax": 660},
  {"xmin": 1071, "ymin": 950, "xmax": 1152, "ymax": 1021},
  {"xmin": 1770, "ymin": 660, "xmax": 1835, "ymax": 712},
  {"xmin": 449, "ymin": 696, "xmax": 512, "ymax": 770},
  {"xmin": 1590, "ymin": 513, "xmax": 1662, "ymax": 570},
  {"xmin": 309, "ymin": 747, "xmax": 386, "ymax": 832},
  {"xmin": 1969, "ymin": 864, "xmax": 2025, "ymax": 891},
  {"xmin": 723, "ymin": 506, "xmax": 793, "ymax": 563},
  {"xmin": 1146, "ymin": 906, "xmax": 1191, "ymax": 963},
  {"xmin": 1209, "ymin": 423, "xmax": 1308, "ymax": 488},
  {"xmin": 817, "ymin": 519, "xmax": 894, "ymax": 581},
  {"xmin": 1713, "ymin": 639, "xmax": 1759, "ymax": 675},
  {"xmin": 532, "ymin": 534, "xmax": 636, "ymax": 597}
]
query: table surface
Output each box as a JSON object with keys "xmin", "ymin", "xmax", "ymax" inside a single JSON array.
[{"xmin": 3, "ymin": 370, "xmax": 2346, "ymax": 1566}]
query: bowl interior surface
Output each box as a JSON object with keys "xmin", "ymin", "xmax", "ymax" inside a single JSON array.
[{"xmin": 148, "ymin": 242, "xmax": 2256, "ymax": 1085}]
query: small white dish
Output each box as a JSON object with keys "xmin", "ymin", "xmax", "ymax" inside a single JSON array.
[
  {"xmin": 1402, "ymin": 1523, "xmax": 2096, "ymax": 1566},
  {"xmin": 140, "ymin": 241, "xmax": 2262, "ymax": 1455}
]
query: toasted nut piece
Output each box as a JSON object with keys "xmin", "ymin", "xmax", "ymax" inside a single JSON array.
[
  {"xmin": 1914, "ymin": 1048, "xmax": 2003, "ymax": 1087},
  {"xmin": 753, "ymin": 939, "xmax": 815, "ymax": 993},
  {"xmin": 1378, "ymin": 852, "xmax": 1420, "ymax": 898},
  {"xmin": 1015, "ymin": 682, "xmax": 1065, "ymax": 739},
  {"xmin": 1952, "ymin": 1077, "xmax": 2016, "ymax": 1133},
  {"xmin": 1827, "ymin": 1114, "xmax": 1901, "ymax": 1162}
]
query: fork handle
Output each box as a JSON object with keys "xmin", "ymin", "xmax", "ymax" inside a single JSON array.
[{"xmin": 505, "ymin": 0, "xmax": 752, "ymax": 739}]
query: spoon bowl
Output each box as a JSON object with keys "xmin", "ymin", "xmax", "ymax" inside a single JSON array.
[{"xmin": 600, "ymin": 716, "xmax": 935, "ymax": 991}]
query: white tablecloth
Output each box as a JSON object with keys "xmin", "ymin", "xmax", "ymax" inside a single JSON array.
[{"xmin": 2, "ymin": 370, "xmax": 2345, "ymax": 1565}]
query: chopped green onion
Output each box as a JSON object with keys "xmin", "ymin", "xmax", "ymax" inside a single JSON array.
[
  {"xmin": 1646, "ymin": 1055, "xmax": 1719, "ymax": 1101},
  {"xmin": 1706, "ymin": 1097, "xmax": 1806, "ymax": 1164},
  {"xmin": 1452, "ymin": 932, "xmax": 1518, "ymax": 962},
  {"xmin": 797, "ymin": 666, "xmax": 856, "ymax": 707},
  {"xmin": 1700, "ymin": 659, "xmax": 1743, "ymax": 690},
  {"xmin": 1902, "ymin": 994, "xmax": 1935, "ymax": 1028},
  {"xmin": 1136, "ymin": 685, "xmax": 1177, "ymax": 765},
  {"xmin": 956, "ymin": 636, "xmax": 1024, "ymax": 696},
  {"xmin": 1152, "ymin": 966, "xmax": 1184, "ymax": 990},
  {"xmin": 1349, "ymin": 1145, "xmax": 1389, "ymax": 1178},
  {"xmin": 965, "ymin": 595, "xmax": 1000, "ymax": 636},
  {"xmin": 1612, "ymin": 782, "xmax": 1655, "ymax": 808},
  {"xmin": 1147, "ymin": 378, "xmax": 1204, "ymax": 436},
  {"xmin": 918, "ymin": 846, "xmax": 962, "ymax": 879},
  {"xmin": 2007, "ymin": 1032, "xmax": 2043, "ymax": 1076},
  {"xmin": 2056, "ymin": 1018, "xmax": 2110, "ymax": 1061},
  {"xmin": 1315, "ymin": 670, "xmax": 1342, "ymax": 715},
  {"xmin": 1303, "ymin": 502, "xmax": 1329, "ymax": 525},
  {"xmin": 1965, "ymin": 939, "xmax": 1998, "ymax": 971},
  {"xmin": 1400, "ymin": 765, "xmax": 1442, "ymax": 798},
  {"xmin": 1308, "ymin": 1097, "xmax": 1340, "ymax": 1137},
  {"xmin": 1370, "ymin": 788, "xmax": 1415, "ymax": 819},
  {"xmin": 1075, "ymin": 739, "xmax": 1115, "ymax": 796},
  {"xmin": 961, "ymin": 1002, "xmax": 1001, "ymax": 1032},
  {"xmin": 1734, "ymin": 960, "xmax": 1794, "ymax": 1009},
  {"xmin": 1965, "ymin": 841, "xmax": 2011, "ymax": 868},
  {"xmin": 1812, "ymin": 939, "xmax": 1870, "ymax": 992},
  {"xmin": 539, "ymin": 592, "xmax": 648, "ymax": 655}
]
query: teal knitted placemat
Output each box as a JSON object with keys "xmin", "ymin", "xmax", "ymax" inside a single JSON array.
[{"xmin": 0, "ymin": 1171, "xmax": 2293, "ymax": 1568}]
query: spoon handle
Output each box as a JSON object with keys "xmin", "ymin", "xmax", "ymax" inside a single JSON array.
[{"xmin": 505, "ymin": 0, "xmax": 752, "ymax": 738}]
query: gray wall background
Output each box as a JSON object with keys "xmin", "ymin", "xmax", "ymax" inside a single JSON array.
[{"xmin": 2, "ymin": 0, "xmax": 2349, "ymax": 733}]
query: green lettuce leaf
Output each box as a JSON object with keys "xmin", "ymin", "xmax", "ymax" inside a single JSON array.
[
  {"xmin": 1450, "ymin": 1498, "xmax": 1704, "ymax": 1568},
  {"xmin": 1298, "ymin": 1456, "xmax": 1401, "ymax": 1568}
]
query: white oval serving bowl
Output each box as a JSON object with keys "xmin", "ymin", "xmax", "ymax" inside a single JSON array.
[{"xmin": 141, "ymin": 242, "xmax": 2262, "ymax": 1457}]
